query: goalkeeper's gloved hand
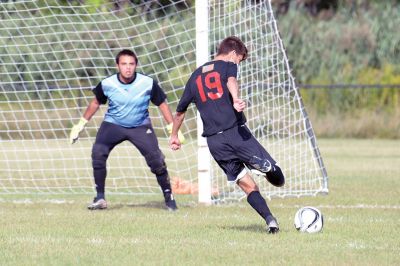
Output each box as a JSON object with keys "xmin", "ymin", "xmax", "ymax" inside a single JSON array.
[
  {"xmin": 166, "ymin": 123, "xmax": 185, "ymax": 144},
  {"xmin": 69, "ymin": 117, "xmax": 88, "ymax": 144}
]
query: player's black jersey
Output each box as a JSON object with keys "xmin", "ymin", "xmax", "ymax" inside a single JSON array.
[{"xmin": 177, "ymin": 60, "xmax": 246, "ymax": 137}]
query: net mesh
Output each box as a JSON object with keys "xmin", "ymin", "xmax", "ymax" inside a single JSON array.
[{"xmin": 0, "ymin": 0, "xmax": 327, "ymax": 200}]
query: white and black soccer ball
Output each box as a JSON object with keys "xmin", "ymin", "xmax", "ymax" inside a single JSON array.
[{"xmin": 294, "ymin": 206, "xmax": 323, "ymax": 233}]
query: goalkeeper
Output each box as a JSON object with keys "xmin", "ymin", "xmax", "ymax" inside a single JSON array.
[
  {"xmin": 169, "ymin": 37, "xmax": 285, "ymax": 233},
  {"xmin": 70, "ymin": 49, "xmax": 184, "ymax": 211}
]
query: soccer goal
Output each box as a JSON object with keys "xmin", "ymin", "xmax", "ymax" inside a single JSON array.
[{"xmin": 0, "ymin": 0, "xmax": 328, "ymax": 202}]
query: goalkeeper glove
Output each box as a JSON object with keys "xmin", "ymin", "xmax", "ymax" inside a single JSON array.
[
  {"xmin": 166, "ymin": 123, "xmax": 185, "ymax": 144},
  {"xmin": 69, "ymin": 117, "xmax": 88, "ymax": 144}
]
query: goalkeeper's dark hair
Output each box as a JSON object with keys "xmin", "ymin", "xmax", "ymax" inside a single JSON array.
[
  {"xmin": 116, "ymin": 49, "xmax": 138, "ymax": 64},
  {"xmin": 217, "ymin": 36, "xmax": 248, "ymax": 61}
]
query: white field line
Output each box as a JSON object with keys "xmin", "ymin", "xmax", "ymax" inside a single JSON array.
[
  {"xmin": 1, "ymin": 198, "xmax": 400, "ymax": 210},
  {"xmin": 276, "ymin": 203, "xmax": 400, "ymax": 210},
  {"xmin": 0, "ymin": 198, "xmax": 75, "ymax": 204}
]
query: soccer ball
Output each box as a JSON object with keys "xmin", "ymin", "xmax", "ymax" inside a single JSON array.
[{"xmin": 294, "ymin": 206, "xmax": 323, "ymax": 233}]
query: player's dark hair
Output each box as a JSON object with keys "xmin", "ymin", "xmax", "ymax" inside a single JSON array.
[
  {"xmin": 217, "ymin": 36, "xmax": 248, "ymax": 61},
  {"xmin": 116, "ymin": 49, "xmax": 138, "ymax": 64}
]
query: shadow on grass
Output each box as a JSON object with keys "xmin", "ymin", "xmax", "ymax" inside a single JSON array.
[
  {"xmin": 105, "ymin": 201, "xmax": 196, "ymax": 211},
  {"xmin": 220, "ymin": 224, "xmax": 266, "ymax": 233},
  {"xmin": 102, "ymin": 201, "xmax": 166, "ymax": 210}
]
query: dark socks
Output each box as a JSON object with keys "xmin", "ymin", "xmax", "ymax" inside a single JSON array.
[
  {"xmin": 247, "ymin": 191, "xmax": 272, "ymax": 223},
  {"xmin": 156, "ymin": 173, "xmax": 172, "ymax": 198},
  {"xmin": 96, "ymin": 192, "xmax": 105, "ymax": 200},
  {"xmin": 93, "ymin": 168, "xmax": 106, "ymax": 200}
]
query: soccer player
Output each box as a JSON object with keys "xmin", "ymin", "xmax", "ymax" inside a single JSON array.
[
  {"xmin": 70, "ymin": 49, "xmax": 184, "ymax": 211},
  {"xmin": 169, "ymin": 36, "xmax": 285, "ymax": 233}
]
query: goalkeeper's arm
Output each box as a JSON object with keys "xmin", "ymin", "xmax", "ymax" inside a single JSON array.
[
  {"xmin": 169, "ymin": 112, "xmax": 186, "ymax": 151},
  {"xmin": 69, "ymin": 98, "xmax": 100, "ymax": 144},
  {"xmin": 159, "ymin": 102, "xmax": 185, "ymax": 144}
]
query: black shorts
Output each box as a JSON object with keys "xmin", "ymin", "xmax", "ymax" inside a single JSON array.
[
  {"xmin": 206, "ymin": 124, "xmax": 276, "ymax": 183},
  {"xmin": 93, "ymin": 121, "xmax": 166, "ymax": 170}
]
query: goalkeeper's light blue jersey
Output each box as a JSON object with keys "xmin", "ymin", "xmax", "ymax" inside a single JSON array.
[{"xmin": 93, "ymin": 73, "xmax": 166, "ymax": 128}]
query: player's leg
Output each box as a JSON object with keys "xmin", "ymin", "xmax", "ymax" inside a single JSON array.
[
  {"xmin": 89, "ymin": 121, "xmax": 124, "ymax": 210},
  {"xmin": 207, "ymin": 132, "xmax": 279, "ymax": 233},
  {"xmin": 221, "ymin": 160, "xmax": 280, "ymax": 234},
  {"xmin": 127, "ymin": 124, "xmax": 177, "ymax": 211},
  {"xmin": 236, "ymin": 125, "xmax": 285, "ymax": 187},
  {"xmin": 237, "ymin": 173, "xmax": 279, "ymax": 234}
]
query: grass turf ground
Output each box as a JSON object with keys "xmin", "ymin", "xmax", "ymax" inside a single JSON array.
[{"xmin": 0, "ymin": 138, "xmax": 399, "ymax": 265}]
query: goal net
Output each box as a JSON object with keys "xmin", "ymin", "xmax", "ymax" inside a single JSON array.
[{"xmin": 0, "ymin": 0, "xmax": 328, "ymax": 201}]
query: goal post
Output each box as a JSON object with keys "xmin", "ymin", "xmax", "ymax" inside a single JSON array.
[
  {"xmin": 195, "ymin": 0, "xmax": 212, "ymax": 205},
  {"xmin": 0, "ymin": 0, "xmax": 328, "ymax": 201}
]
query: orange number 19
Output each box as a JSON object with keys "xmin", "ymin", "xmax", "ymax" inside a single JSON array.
[{"xmin": 195, "ymin": 71, "xmax": 223, "ymax": 102}]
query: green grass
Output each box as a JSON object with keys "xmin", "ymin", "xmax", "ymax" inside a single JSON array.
[{"xmin": 0, "ymin": 139, "xmax": 399, "ymax": 265}]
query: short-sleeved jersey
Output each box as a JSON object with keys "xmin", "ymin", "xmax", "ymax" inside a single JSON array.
[
  {"xmin": 92, "ymin": 73, "xmax": 166, "ymax": 128},
  {"xmin": 176, "ymin": 60, "xmax": 246, "ymax": 137}
]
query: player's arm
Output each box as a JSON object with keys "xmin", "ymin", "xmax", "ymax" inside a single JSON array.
[
  {"xmin": 169, "ymin": 78, "xmax": 194, "ymax": 149},
  {"xmin": 169, "ymin": 111, "xmax": 186, "ymax": 151},
  {"xmin": 227, "ymin": 76, "xmax": 246, "ymax": 112},
  {"xmin": 69, "ymin": 97, "xmax": 100, "ymax": 144},
  {"xmin": 82, "ymin": 97, "xmax": 101, "ymax": 120},
  {"xmin": 158, "ymin": 101, "xmax": 173, "ymax": 124},
  {"xmin": 150, "ymin": 81, "xmax": 184, "ymax": 143},
  {"xmin": 159, "ymin": 101, "xmax": 186, "ymax": 144}
]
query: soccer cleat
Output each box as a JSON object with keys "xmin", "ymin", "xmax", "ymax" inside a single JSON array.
[
  {"xmin": 87, "ymin": 197, "xmax": 107, "ymax": 210},
  {"xmin": 247, "ymin": 163, "xmax": 284, "ymax": 187},
  {"xmin": 164, "ymin": 193, "xmax": 178, "ymax": 211},
  {"xmin": 249, "ymin": 156, "xmax": 272, "ymax": 173},
  {"xmin": 266, "ymin": 215, "xmax": 279, "ymax": 234},
  {"xmin": 250, "ymin": 168, "xmax": 266, "ymax": 177}
]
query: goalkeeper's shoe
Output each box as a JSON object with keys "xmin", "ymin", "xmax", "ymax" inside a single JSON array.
[
  {"xmin": 266, "ymin": 215, "xmax": 279, "ymax": 234},
  {"xmin": 164, "ymin": 193, "xmax": 178, "ymax": 212},
  {"xmin": 87, "ymin": 197, "xmax": 107, "ymax": 210}
]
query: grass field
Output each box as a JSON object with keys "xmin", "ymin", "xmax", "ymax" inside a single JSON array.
[{"xmin": 0, "ymin": 139, "xmax": 399, "ymax": 265}]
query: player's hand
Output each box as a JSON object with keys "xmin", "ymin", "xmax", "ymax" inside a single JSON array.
[
  {"xmin": 169, "ymin": 135, "xmax": 181, "ymax": 151},
  {"xmin": 166, "ymin": 123, "xmax": 185, "ymax": 144},
  {"xmin": 69, "ymin": 117, "xmax": 88, "ymax": 144},
  {"xmin": 233, "ymin": 98, "xmax": 246, "ymax": 112}
]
